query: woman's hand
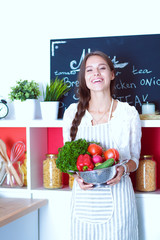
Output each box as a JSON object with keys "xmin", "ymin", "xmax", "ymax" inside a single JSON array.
[
  {"xmin": 76, "ymin": 176, "xmax": 93, "ymax": 190},
  {"xmin": 107, "ymin": 159, "xmax": 137, "ymax": 186},
  {"xmin": 107, "ymin": 165, "xmax": 124, "ymax": 186}
]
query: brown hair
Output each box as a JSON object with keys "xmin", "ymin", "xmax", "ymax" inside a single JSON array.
[{"xmin": 70, "ymin": 51, "xmax": 116, "ymax": 141}]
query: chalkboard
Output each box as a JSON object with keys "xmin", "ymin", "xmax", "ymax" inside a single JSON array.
[{"xmin": 50, "ymin": 34, "xmax": 160, "ymax": 118}]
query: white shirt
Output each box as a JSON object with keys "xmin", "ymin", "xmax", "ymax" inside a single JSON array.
[{"xmin": 63, "ymin": 100, "xmax": 141, "ymax": 169}]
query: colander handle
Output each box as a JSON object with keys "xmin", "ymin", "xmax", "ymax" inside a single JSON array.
[
  {"xmin": 116, "ymin": 159, "xmax": 129, "ymax": 167},
  {"xmin": 67, "ymin": 170, "xmax": 77, "ymax": 174}
]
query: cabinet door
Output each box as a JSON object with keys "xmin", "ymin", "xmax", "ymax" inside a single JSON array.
[
  {"xmin": 136, "ymin": 196, "xmax": 160, "ymax": 240},
  {"xmin": 38, "ymin": 193, "xmax": 71, "ymax": 240},
  {"xmin": 0, "ymin": 211, "xmax": 38, "ymax": 240}
]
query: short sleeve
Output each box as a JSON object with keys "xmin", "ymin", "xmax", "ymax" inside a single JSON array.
[
  {"xmin": 129, "ymin": 108, "xmax": 142, "ymax": 170},
  {"xmin": 62, "ymin": 103, "xmax": 78, "ymax": 144}
]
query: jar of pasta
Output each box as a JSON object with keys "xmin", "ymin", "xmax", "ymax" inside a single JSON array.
[
  {"xmin": 69, "ymin": 174, "xmax": 74, "ymax": 189},
  {"xmin": 21, "ymin": 152, "xmax": 27, "ymax": 186},
  {"xmin": 43, "ymin": 154, "xmax": 62, "ymax": 189},
  {"xmin": 135, "ymin": 155, "xmax": 157, "ymax": 192}
]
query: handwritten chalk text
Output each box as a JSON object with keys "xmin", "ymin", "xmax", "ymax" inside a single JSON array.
[
  {"xmin": 64, "ymin": 77, "xmax": 79, "ymax": 88},
  {"xmin": 114, "ymin": 94, "xmax": 149, "ymax": 107},
  {"xmin": 132, "ymin": 65, "xmax": 152, "ymax": 75},
  {"xmin": 54, "ymin": 70, "xmax": 77, "ymax": 76},
  {"xmin": 140, "ymin": 77, "xmax": 160, "ymax": 86},
  {"xmin": 115, "ymin": 79, "xmax": 136, "ymax": 90}
]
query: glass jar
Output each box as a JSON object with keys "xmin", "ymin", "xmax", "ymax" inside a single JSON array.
[
  {"xmin": 6, "ymin": 161, "xmax": 24, "ymax": 187},
  {"xmin": 136, "ymin": 155, "xmax": 157, "ymax": 192},
  {"xmin": 69, "ymin": 174, "xmax": 74, "ymax": 189},
  {"xmin": 21, "ymin": 152, "xmax": 27, "ymax": 186},
  {"xmin": 43, "ymin": 154, "xmax": 62, "ymax": 189}
]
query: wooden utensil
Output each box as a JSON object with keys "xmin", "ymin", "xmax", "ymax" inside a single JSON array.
[
  {"xmin": 0, "ymin": 139, "xmax": 23, "ymax": 187},
  {"xmin": 0, "ymin": 139, "xmax": 10, "ymax": 162},
  {"xmin": 0, "ymin": 139, "xmax": 13, "ymax": 186}
]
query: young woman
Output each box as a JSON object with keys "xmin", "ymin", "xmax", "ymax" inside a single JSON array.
[{"xmin": 63, "ymin": 51, "xmax": 141, "ymax": 240}]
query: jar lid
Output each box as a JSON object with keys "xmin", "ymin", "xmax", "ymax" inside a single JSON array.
[
  {"xmin": 46, "ymin": 153, "xmax": 58, "ymax": 158},
  {"xmin": 142, "ymin": 101, "xmax": 155, "ymax": 105},
  {"xmin": 141, "ymin": 155, "xmax": 153, "ymax": 159}
]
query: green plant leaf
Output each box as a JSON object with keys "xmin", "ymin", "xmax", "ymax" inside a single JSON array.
[
  {"xmin": 43, "ymin": 77, "xmax": 71, "ymax": 101},
  {"xmin": 8, "ymin": 79, "xmax": 41, "ymax": 101}
]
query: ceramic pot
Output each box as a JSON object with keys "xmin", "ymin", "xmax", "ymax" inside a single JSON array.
[
  {"xmin": 14, "ymin": 99, "xmax": 38, "ymax": 120},
  {"xmin": 40, "ymin": 101, "xmax": 59, "ymax": 120}
]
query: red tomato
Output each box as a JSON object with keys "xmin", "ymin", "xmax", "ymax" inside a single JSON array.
[
  {"xmin": 104, "ymin": 148, "xmax": 119, "ymax": 161},
  {"xmin": 87, "ymin": 144, "xmax": 103, "ymax": 156}
]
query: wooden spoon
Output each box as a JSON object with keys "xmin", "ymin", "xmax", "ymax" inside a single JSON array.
[
  {"xmin": 0, "ymin": 139, "xmax": 13, "ymax": 186},
  {"xmin": 0, "ymin": 139, "xmax": 10, "ymax": 162}
]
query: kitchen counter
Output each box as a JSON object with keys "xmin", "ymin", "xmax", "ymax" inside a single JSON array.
[{"xmin": 0, "ymin": 198, "xmax": 48, "ymax": 227}]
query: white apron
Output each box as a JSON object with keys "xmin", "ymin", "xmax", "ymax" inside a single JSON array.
[{"xmin": 70, "ymin": 99, "xmax": 138, "ymax": 240}]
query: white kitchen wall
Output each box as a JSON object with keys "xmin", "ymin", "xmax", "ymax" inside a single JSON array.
[{"xmin": 0, "ymin": 0, "xmax": 159, "ymax": 116}]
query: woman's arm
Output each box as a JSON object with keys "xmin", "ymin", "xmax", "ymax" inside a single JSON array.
[
  {"xmin": 62, "ymin": 103, "xmax": 77, "ymax": 143},
  {"xmin": 107, "ymin": 107, "xmax": 142, "ymax": 186},
  {"xmin": 107, "ymin": 159, "xmax": 137, "ymax": 186}
]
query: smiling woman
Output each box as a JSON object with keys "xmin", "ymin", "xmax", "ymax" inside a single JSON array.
[
  {"xmin": 85, "ymin": 56, "xmax": 115, "ymax": 94},
  {"xmin": 62, "ymin": 51, "xmax": 141, "ymax": 240},
  {"xmin": 84, "ymin": 54, "xmax": 116, "ymax": 126}
]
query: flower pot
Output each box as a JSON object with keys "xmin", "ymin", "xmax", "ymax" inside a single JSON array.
[
  {"xmin": 40, "ymin": 101, "xmax": 59, "ymax": 120},
  {"xmin": 14, "ymin": 99, "xmax": 38, "ymax": 120}
]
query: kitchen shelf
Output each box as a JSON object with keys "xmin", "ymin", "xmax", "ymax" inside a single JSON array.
[
  {"xmin": 0, "ymin": 186, "xmax": 27, "ymax": 191},
  {"xmin": 30, "ymin": 186, "xmax": 71, "ymax": 199},
  {"xmin": 1, "ymin": 119, "xmax": 160, "ymax": 127},
  {"xmin": 0, "ymin": 186, "xmax": 31, "ymax": 198},
  {"xmin": 31, "ymin": 187, "xmax": 160, "ymax": 196},
  {"xmin": 2, "ymin": 184, "xmax": 160, "ymax": 198},
  {"xmin": 0, "ymin": 118, "xmax": 160, "ymax": 198},
  {"xmin": 31, "ymin": 185, "xmax": 71, "ymax": 191},
  {"xmin": 0, "ymin": 119, "xmax": 63, "ymax": 127},
  {"xmin": 135, "ymin": 189, "xmax": 160, "ymax": 198},
  {"xmin": 141, "ymin": 120, "xmax": 160, "ymax": 127}
]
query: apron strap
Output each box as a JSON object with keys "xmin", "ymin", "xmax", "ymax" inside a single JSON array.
[{"xmin": 108, "ymin": 98, "xmax": 114, "ymax": 121}]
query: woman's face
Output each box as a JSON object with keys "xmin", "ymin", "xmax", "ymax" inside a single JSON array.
[{"xmin": 85, "ymin": 55, "xmax": 114, "ymax": 93}]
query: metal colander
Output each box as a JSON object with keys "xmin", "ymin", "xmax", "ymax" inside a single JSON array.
[{"xmin": 69, "ymin": 164, "xmax": 120, "ymax": 187}]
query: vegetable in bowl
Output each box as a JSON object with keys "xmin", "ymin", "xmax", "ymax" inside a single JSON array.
[
  {"xmin": 56, "ymin": 138, "xmax": 120, "ymax": 176},
  {"xmin": 56, "ymin": 139, "xmax": 89, "ymax": 173}
]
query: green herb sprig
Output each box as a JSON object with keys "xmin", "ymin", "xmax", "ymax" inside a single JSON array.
[{"xmin": 56, "ymin": 139, "xmax": 89, "ymax": 173}]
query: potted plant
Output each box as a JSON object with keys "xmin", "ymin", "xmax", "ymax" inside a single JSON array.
[
  {"xmin": 9, "ymin": 79, "xmax": 41, "ymax": 120},
  {"xmin": 40, "ymin": 77, "xmax": 70, "ymax": 120}
]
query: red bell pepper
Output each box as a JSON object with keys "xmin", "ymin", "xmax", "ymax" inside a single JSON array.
[{"xmin": 76, "ymin": 154, "xmax": 94, "ymax": 171}]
